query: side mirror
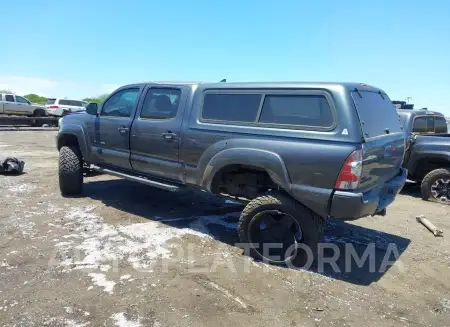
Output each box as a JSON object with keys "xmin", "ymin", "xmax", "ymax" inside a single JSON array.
[{"xmin": 86, "ymin": 103, "xmax": 98, "ymax": 116}]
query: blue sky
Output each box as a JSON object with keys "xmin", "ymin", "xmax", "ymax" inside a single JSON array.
[{"xmin": 1, "ymin": 0, "xmax": 449, "ymax": 116}]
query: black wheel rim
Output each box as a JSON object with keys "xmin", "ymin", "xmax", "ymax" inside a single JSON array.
[
  {"xmin": 430, "ymin": 178, "xmax": 450, "ymax": 202},
  {"xmin": 248, "ymin": 210, "xmax": 303, "ymax": 264}
]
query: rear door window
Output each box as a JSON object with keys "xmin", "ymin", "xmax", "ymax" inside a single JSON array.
[
  {"xmin": 201, "ymin": 93, "xmax": 261, "ymax": 122},
  {"xmin": 351, "ymin": 91, "xmax": 402, "ymax": 138},
  {"xmin": 140, "ymin": 88, "xmax": 182, "ymax": 120},
  {"xmin": 259, "ymin": 94, "xmax": 333, "ymax": 127},
  {"xmin": 70, "ymin": 100, "xmax": 83, "ymax": 107},
  {"xmin": 5, "ymin": 95, "xmax": 15, "ymax": 102},
  {"xmin": 59, "ymin": 100, "xmax": 70, "ymax": 106}
]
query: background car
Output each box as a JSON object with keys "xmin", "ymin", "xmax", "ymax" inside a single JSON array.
[
  {"xmin": 0, "ymin": 93, "xmax": 46, "ymax": 117},
  {"xmin": 45, "ymin": 98, "xmax": 87, "ymax": 117}
]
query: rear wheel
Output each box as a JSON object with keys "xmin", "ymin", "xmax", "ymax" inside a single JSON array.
[
  {"xmin": 32, "ymin": 109, "xmax": 46, "ymax": 127},
  {"xmin": 238, "ymin": 193, "xmax": 324, "ymax": 267},
  {"xmin": 59, "ymin": 146, "xmax": 83, "ymax": 195},
  {"xmin": 421, "ymin": 168, "xmax": 450, "ymax": 204}
]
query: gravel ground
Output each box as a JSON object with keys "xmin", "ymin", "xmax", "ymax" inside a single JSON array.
[{"xmin": 0, "ymin": 131, "xmax": 449, "ymax": 327}]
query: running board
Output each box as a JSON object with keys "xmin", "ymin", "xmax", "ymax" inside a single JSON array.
[{"xmin": 91, "ymin": 165, "xmax": 180, "ymax": 192}]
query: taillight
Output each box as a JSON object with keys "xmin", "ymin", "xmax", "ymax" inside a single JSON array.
[
  {"xmin": 49, "ymin": 105, "xmax": 58, "ymax": 109},
  {"xmin": 335, "ymin": 149, "xmax": 363, "ymax": 190}
]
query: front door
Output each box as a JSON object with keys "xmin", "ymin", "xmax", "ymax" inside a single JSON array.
[
  {"xmin": 90, "ymin": 87, "xmax": 141, "ymax": 171},
  {"xmin": 15, "ymin": 95, "xmax": 32, "ymax": 114},
  {"xmin": 130, "ymin": 86, "xmax": 188, "ymax": 182}
]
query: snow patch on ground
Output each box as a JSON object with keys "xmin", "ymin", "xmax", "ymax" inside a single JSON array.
[
  {"xmin": 88, "ymin": 273, "xmax": 116, "ymax": 294},
  {"xmin": 8, "ymin": 183, "xmax": 36, "ymax": 193},
  {"xmin": 64, "ymin": 306, "xmax": 73, "ymax": 314},
  {"xmin": 55, "ymin": 206, "xmax": 214, "ymax": 273},
  {"xmin": 52, "ymin": 205, "xmax": 239, "ymax": 293},
  {"xmin": 17, "ymin": 219, "xmax": 37, "ymax": 237},
  {"xmin": 111, "ymin": 312, "xmax": 142, "ymax": 327},
  {"xmin": 65, "ymin": 320, "xmax": 90, "ymax": 327},
  {"xmin": 45, "ymin": 203, "xmax": 64, "ymax": 214},
  {"xmin": 1, "ymin": 260, "xmax": 16, "ymax": 270}
]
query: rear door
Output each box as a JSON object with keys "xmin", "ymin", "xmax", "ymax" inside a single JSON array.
[
  {"xmin": 130, "ymin": 86, "xmax": 188, "ymax": 182},
  {"xmin": 67, "ymin": 100, "xmax": 86, "ymax": 112},
  {"xmin": 351, "ymin": 90, "xmax": 405, "ymax": 191},
  {"xmin": 90, "ymin": 87, "xmax": 142, "ymax": 171},
  {"xmin": 57, "ymin": 99, "xmax": 71, "ymax": 114},
  {"xmin": 3, "ymin": 94, "xmax": 19, "ymax": 114}
]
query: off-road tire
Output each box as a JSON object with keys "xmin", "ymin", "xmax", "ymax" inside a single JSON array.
[
  {"xmin": 59, "ymin": 145, "xmax": 83, "ymax": 195},
  {"xmin": 421, "ymin": 168, "xmax": 450, "ymax": 204},
  {"xmin": 238, "ymin": 193, "xmax": 324, "ymax": 267}
]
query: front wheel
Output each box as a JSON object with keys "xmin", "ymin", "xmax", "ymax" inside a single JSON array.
[
  {"xmin": 59, "ymin": 146, "xmax": 83, "ymax": 195},
  {"xmin": 237, "ymin": 193, "xmax": 324, "ymax": 267},
  {"xmin": 421, "ymin": 168, "xmax": 450, "ymax": 204}
]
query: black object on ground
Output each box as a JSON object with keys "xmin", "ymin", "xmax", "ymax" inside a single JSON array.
[{"xmin": 0, "ymin": 157, "xmax": 25, "ymax": 174}]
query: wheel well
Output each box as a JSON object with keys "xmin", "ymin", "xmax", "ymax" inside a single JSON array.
[
  {"xmin": 33, "ymin": 108, "xmax": 45, "ymax": 115},
  {"xmin": 414, "ymin": 158, "xmax": 450, "ymax": 180},
  {"xmin": 58, "ymin": 134, "xmax": 79, "ymax": 151},
  {"xmin": 210, "ymin": 164, "xmax": 280, "ymax": 200}
]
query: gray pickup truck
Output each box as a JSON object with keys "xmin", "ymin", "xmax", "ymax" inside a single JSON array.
[
  {"xmin": 398, "ymin": 109, "xmax": 450, "ymax": 203},
  {"xmin": 0, "ymin": 93, "xmax": 46, "ymax": 117},
  {"xmin": 57, "ymin": 81, "xmax": 407, "ymax": 265}
]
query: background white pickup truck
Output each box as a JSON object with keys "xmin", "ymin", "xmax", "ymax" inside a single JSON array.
[{"xmin": 0, "ymin": 93, "xmax": 47, "ymax": 117}]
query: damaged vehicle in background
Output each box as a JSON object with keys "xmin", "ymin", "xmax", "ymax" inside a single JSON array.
[{"xmin": 56, "ymin": 81, "xmax": 407, "ymax": 265}]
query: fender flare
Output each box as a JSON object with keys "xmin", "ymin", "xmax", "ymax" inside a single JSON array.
[
  {"xmin": 57, "ymin": 125, "xmax": 89, "ymax": 160},
  {"xmin": 408, "ymin": 151, "xmax": 450, "ymax": 177},
  {"xmin": 200, "ymin": 148, "xmax": 291, "ymax": 192}
]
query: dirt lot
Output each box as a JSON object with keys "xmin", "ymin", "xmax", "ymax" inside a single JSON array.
[{"xmin": 0, "ymin": 131, "xmax": 449, "ymax": 327}]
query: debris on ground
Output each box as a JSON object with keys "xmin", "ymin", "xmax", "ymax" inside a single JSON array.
[
  {"xmin": 416, "ymin": 215, "xmax": 444, "ymax": 237},
  {"xmin": 0, "ymin": 157, "xmax": 25, "ymax": 175}
]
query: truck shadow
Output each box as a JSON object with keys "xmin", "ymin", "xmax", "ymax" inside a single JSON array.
[
  {"xmin": 83, "ymin": 178, "xmax": 410, "ymax": 286},
  {"xmin": 400, "ymin": 182, "xmax": 422, "ymax": 199}
]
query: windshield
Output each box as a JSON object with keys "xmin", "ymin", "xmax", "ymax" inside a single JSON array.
[
  {"xmin": 351, "ymin": 91, "xmax": 403, "ymax": 138},
  {"xmin": 45, "ymin": 99, "xmax": 56, "ymax": 105}
]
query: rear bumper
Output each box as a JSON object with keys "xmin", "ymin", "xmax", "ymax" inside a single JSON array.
[
  {"xmin": 46, "ymin": 108, "xmax": 64, "ymax": 116},
  {"xmin": 329, "ymin": 168, "xmax": 408, "ymax": 220},
  {"xmin": 46, "ymin": 108, "xmax": 84, "ymax": 117}
]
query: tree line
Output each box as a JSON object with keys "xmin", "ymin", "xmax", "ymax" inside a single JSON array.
[{"xmin": 0, "ymin": 90, "xmax": 108, "ymax": 105}]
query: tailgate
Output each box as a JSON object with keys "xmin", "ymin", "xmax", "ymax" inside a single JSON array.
[{"xmin": 351, "ymin": 90, "xmax": 405, "ymax": 191}]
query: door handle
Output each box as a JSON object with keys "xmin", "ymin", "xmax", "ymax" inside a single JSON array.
[{"xmin": 162, "ymin": 131, "xmax": 177, "ymax": 140}]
